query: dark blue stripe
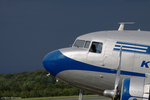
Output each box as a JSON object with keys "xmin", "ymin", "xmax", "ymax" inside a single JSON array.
[
  {"xmin": 116, "ymin": 41, "xmax": 149, "ymax": 47},
  {"xmin": 115, "ymin": 45, "xmax": 147, "ymax": 50},
  {"xmin": 44, "ymin": 50, "xmax": 145, "ymax": 77}
]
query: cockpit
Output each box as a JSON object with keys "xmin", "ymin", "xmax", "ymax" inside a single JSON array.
[{"xmin": 72, "ymin": 39, "xmax": 103, "ymax": 53}]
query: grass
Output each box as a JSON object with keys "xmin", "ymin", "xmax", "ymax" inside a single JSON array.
[{"xmin": 10, "ymin": 95, "xmax": 100, "ymax": 100}]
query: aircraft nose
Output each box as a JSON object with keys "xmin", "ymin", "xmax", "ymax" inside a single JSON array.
[{"xmin": 43, "ymin": 50, "xmax": 59, "ymax": 76}]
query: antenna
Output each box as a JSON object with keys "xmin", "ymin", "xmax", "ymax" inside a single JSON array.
[
  {"xmin": 138, "ymin": 29, "xmax": 141, "ymax": 31},
  {"xmin": 118, "ymin": 22, "xmax": 135, "ymax": 31}
]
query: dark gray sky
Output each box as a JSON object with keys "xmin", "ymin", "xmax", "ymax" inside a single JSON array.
[{"xmin": 0, "ymin": 0, "xmax": 150, "ymax": 73}]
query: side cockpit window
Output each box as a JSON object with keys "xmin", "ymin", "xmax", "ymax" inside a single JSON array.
[
  {"xmin": 90, "ymin": 42, "xmax": 103, "ymax": 53},
  {"xmin": 73, "ymin": 40, "xmax": 91, "ymax": 48}
]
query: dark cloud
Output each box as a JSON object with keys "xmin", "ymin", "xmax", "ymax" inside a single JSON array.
[{"xmin": 0, "ymin": 0, "xmax": 150, "ymax": 73}]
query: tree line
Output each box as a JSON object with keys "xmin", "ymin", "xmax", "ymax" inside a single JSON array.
[{"xmin": 0, "ymin": 70, "xmax": 93, "ymax": 98}]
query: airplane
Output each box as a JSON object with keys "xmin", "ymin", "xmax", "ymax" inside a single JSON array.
[{"xmin": 43, "ymin": 22, "xmax": 150, "ymax": 100}]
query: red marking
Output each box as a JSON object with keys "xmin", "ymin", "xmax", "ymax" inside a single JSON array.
[{"xmin": 117, "ymin": 67, "xmax": 119, "ymax": 70}]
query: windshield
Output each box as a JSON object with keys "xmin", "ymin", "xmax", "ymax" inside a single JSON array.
[
  {"xmin": 73, "ymin": 40, "xmax": 91, "ymax": 48},
  {"xmin": 73, "ymin": 40, "xmax": 85, "ymax": 48}
]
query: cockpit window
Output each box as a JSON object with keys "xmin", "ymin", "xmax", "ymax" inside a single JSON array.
[
  {"xmin": 84, "ymin": 41, "xmax": 90, "ymax": 48},
  {"xmin": 73, "ymin": 40, "xmax": 91, "ymax": 48},
  {"xmin": 89, "ymin": 42, "xmax": 103, "ymax": 53},
  {"xmin": 73, "ymin": 40, "xmax": 85, "ymax": 48}
]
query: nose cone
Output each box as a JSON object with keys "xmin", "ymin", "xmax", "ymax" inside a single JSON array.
[{"xmin": 43, "ymin": 50, "xmax": 60, "ymax": 76}]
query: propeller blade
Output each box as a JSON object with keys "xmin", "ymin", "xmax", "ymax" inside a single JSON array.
[
  {"xmin": 114, "ymin": 44, "xmax": 123, "ymax": 90},
  {"xmin": 103, "ymin": 44, "xmax": 123, "ymax": 100}
]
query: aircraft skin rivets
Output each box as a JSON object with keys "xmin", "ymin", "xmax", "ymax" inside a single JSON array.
[{"xmin": 100, "ymin": 75, "xmax": 104, "ymax": 78}]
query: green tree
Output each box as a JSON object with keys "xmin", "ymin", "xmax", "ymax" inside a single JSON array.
[{"xmin": 0, "ymin": 69, "xmax": 93, "ymax": 98}]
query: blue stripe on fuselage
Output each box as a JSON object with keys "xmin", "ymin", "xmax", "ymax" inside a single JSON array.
[
  {"xmin": 115, "ymin": 45, "xmax": 147, "ymax": 51},
  {"xmin": 116, "ymin": 41, "xmax": 149, "ymax": 47},
  {"xmin": 44, "ymin": 50, "xmax": 145, "ymax": 77},
  {"xmin": 114, "ymin": 41, "xmax": 150, "ymax": 55}
]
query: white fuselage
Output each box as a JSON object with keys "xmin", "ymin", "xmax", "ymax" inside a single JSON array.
[{"xmin": 43, "ymin": 30, "xmax": 150, "ymax": 95}]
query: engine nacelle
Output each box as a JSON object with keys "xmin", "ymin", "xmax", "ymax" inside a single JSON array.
[{"xmin": 121, "ymin": 77, "xmax": 150, "ymax": 100}]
